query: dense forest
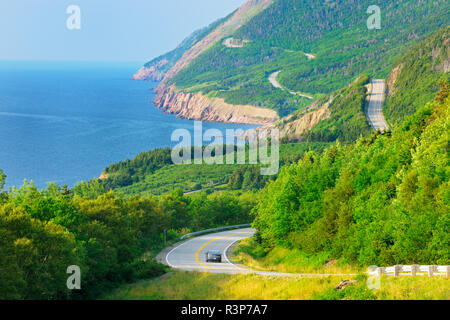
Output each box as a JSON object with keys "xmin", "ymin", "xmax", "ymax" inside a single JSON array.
[
  {"xmin": 1, "ymin": 1, "xmax": 448, "ymax": 301},
  {"xmin": 89, "ymin": 142, "xmax": 329, "ymax": 196},
  {"xmin": 0, "ymin": 180, "xmax": 256, "ymax": 299},
  {"xmin": 252, "ymin": 82, "xmax": 449, "ymax": 266}
]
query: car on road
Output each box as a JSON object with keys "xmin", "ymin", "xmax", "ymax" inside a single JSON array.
[{"xmin": 206, "ymin": 250, "xmax": 222, "ymax": 263}]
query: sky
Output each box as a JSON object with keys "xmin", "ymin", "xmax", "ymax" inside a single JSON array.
[{"xmin": 0, "ymin": 0, "xmax": 246, "ymax": 63}]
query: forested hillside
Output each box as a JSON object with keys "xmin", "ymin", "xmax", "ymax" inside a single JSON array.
[
  {"xmin": 169, "ymin": 0, "xmax": 449, "ymax": 115},
  {"xmin": 252, "ymin": 81, "xmax": 449, "ymax": 266},
  {"xmin": 85, "ymin": 142, "xmax": 329, "ymax": 196},
  {"xmin": 134, "ymin": 12, "xmax": 235, "ymax": 81},
  {"xmin": 385, "ymin": 26, "xmax": 450, "ymax": 124},
  {"xmin": 0, "ymin": 181, "xmax": 256, "ymax": 299}
]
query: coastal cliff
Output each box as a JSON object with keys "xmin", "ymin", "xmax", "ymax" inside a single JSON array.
[
  {"xmin": 154, "ymin": 86, "xmax": 279, "ymax": 125},
  {"xmin": 134, "ymin": 0, "xmax": 276, "ymax": 125}
]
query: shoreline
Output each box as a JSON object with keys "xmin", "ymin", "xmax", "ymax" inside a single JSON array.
[{"xmin": 151, "ymin": 85, "xmax": 280, "ymax": 126}]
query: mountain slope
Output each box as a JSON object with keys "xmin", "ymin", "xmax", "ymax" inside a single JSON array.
[
  {"xmin": 252, "ymin": 80, "xmax": 449, "ymax": 266},
  {"xmin": 257, "ymin": 74, "xmax": 373, "ymax": 143},
  {"xmin": 385, "ymin": 26, "xmax": 450, "ymax": 125},
  {"xmin": 157, "ymin": 0, "xmax": 273, "ymax": 88},
  {"xmin": 155, "ymin": 0, "xmax": 449, "ymax": 119},
  {"xmin": 255, "ymin": 27, "xmax": 450, "ymax": 143},
  {"xmin": 132, "ymin": 13, "xmax": 235, "ymax": 81}
]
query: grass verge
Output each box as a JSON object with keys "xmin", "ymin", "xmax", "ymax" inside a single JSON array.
[
  {"xmin": 231, "ymin": 238, "xmax": 361, "ymax": 275},
  {"xmin": 102, "ymin": 271, "xmax": 448, "ymax": 300}
]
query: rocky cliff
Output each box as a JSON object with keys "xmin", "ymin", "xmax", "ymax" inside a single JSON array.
[
  {"xmin": 133, "ymin": 0, "xmax": 276, "ymax": 124},
  {"xmin": 154, "ymin": 86, "xmax": 279, "ymax": 125}
]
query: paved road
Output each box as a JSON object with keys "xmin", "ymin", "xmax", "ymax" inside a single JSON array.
[
  {"xmin": 268, "ymin": 71, "xmax": 313, "ymax": 99},
  {"xmin": 159, "ymin": 228, "xmax": 354, "ymax": 278},
  {"xmin": 162, "ymin": 228, "xmax": 254, "ymax": 274},
  {"xmin": 367, "ymin": 79, "xmax": 389, "ymax": 131}
]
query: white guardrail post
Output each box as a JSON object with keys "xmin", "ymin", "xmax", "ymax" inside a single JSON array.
[{"xmin": 368, "ymin": 265, "xmax": 449, "ymax": 278}]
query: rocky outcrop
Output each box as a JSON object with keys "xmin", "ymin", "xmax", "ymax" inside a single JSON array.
[
  {"xmin": 99, "ymin": 173, "xmax": 108, "ymax": 180},
  {"xmin": 255, "ymin": 96, "xmax": 333, "ymax": 139},
  {"xmin": 132, "ymin": 59, "xmax": 169, "ymax": 81},
  {"xmin": 148, "ymin": 0, "xmax": 275, "ymax": 125},
  {"xmin": 154, "ymin": 86, "xmax": 279, "ymax": 125},
  {"xmin": 134, "ymin": 0, "xmax": 275, "ymax": 124}
]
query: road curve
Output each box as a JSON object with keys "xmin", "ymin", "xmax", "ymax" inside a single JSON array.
[
  {"xmin": 158, "ymin": 228, "xmax": 355, "ymax": 278},
  {"xmin": 367, "ymin": 79, "xmax": 389, "ymax": 131},
  {"xmin": 161, "ymin": 228, "xmax": 255, "ymax": 274},
  {"xmin": 268, "ymin": 71, "xmax": 313, "ymax": 99}
]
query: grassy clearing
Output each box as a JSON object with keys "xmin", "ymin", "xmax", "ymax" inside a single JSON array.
[
  {"xmin": 232, "ymin": 238, "xmax": 361, "ymax": 275},
  {"xmin": 103, "ymin": 270, "xmax": 449, "ymax": 300}
]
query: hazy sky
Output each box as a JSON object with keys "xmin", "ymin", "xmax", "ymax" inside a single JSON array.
[{"xmin": 0, "ymin": 0, "xmax": 246, "ymax": 62}]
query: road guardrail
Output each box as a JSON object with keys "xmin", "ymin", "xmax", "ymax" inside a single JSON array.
[{"xmin": 180, "ymin": 224, "xmax": 252, "ymax": 240}]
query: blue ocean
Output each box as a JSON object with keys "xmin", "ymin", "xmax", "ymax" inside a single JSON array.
[{"xmin": 0, "ymin": 61, "xmax": 256, "ymax": 189}]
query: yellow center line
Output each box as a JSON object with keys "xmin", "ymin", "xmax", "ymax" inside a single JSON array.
[{"xmin": 195, "ymin": 232, "xmax": 253, "ymax": 270}]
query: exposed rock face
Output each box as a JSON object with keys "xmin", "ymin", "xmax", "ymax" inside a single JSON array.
[
  {"xmin": 132, "ymin": 59, "xmax": 169, "ymax": 81},
  {"xmin": 279, "ymin": 103, "xmax": 330, "ymax": 137},
  {"xmin": 255, "ymin": 97, "xmax": 333, "ymax": 139},
  {"xmin": 99, "ymin": 173, "xmax": 108, "ymax": 180},
  {"xmin": 154, "ymin": 86, "xmax": 279, "ymax": 125}
]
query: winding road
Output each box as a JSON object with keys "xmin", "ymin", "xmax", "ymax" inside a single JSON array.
[
  {"xmin": 158, "ymin": 228, "xmax": 354, "ymax": 278},
  {"xmin": 367, "ymin": 79, "xmax": 389, "ymax": 131},
  {"xmin": 268, "ymin": 71, "xmax": 313, "ymax": 99},
  {"xmin": 160, "ymin": 228, "xmax": 254, "ymax": 274}
]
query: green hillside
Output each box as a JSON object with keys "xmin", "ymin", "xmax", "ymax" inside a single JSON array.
[
  {"xmin": 385, "ymin": 26, "xmax": 450, "ymax": 124},
  {"xmin": 251, "ymin": 81, "xmax": 449, "ymax": 266},
  {"xmin": 305, "ymin": 74, "xmax": 372, "ymax": 142},
  {"xmin": 81, "ymin": 142, "xmax": 329, "ymax": 196},
  {"xmin": 139, "ymin": 11, "xmax": 236, "ymax": 81}
]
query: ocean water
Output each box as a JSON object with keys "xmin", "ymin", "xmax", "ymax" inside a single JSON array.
[{"xmin": 0, "ymin": 61, "xmax": 256, "ymax": 189}]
